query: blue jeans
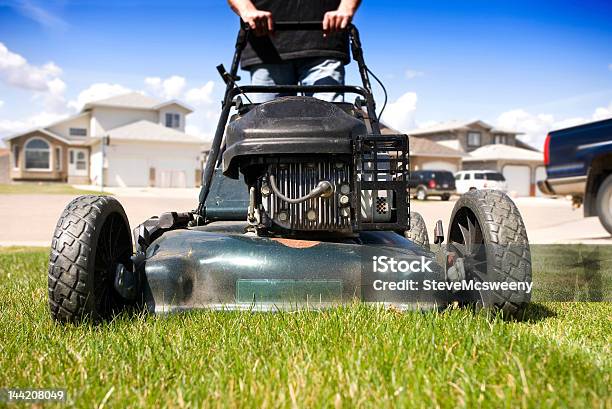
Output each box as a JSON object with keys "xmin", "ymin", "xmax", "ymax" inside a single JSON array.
[{"xmin": 248, "ymin": 57, "xmax": 345, "ymax": 103}]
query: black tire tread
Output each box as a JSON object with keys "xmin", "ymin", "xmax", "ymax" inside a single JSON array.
[
  {"xmin": 450, "ymin": 189, "xmax": 531, "ymax": 316},
  {"xmin": 48, "ymin": 195, "xmax": 125, "ymax": 323}
]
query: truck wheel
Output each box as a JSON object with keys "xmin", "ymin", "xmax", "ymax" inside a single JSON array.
[
  {"xmin": 596, "ymin": 174, "xmax": 612, "ymax": 235},
  {"xmin": 48, "ymin": 195, "xmax": 134, "ymax": 323},
  {"xmin": 448, "ymin": 190, "xmax": 531, "ymax": 316},
  {"xmin": 404, "ymin": 212, "xmax": 429, "ymax": 250},
  {"xmin": 416, "ymin": 187, "xmax": 427, "ymax": 201},
  {"xmin": 441, "ymin": 194, "xmax": 451, "ymax": 201}
]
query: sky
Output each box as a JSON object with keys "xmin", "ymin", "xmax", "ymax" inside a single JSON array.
[{"xmin": 0, "ymin": 0, "xmax": 611, "ymax": 149}]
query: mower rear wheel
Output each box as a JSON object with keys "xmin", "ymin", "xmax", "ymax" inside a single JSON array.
[
  {"xmin": 404, "ymin": 212, "xmax": 430, "ymax": 250},
  {"xmin": 48, "ymin": 195, "xmax": 134, "ymax": 323},
  {"xmin": 448, "ymin": 189, "xmax": 531, "ymax": 317}
]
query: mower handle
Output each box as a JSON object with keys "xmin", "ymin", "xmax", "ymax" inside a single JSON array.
[{"xmin": 241, "ymin": 20, "xmax": 352, "ymax": 32}]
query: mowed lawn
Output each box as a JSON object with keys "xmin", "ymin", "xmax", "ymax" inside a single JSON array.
[{"xmin": 0, "ymin": 247, "xmax": 610, "ymax": 408}]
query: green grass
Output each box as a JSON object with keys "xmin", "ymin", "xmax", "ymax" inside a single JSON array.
[
  {"xmin": 0, "ymin": 248, "xmax": 610, "ymax": 408},
  {"xmin": 0, "ymin": 183, "xmax": 111, "ymax": 195}
]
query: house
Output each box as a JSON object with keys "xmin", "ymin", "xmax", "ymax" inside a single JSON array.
[
  {"xmin": 4, "ymin": 92, "xmax": 210, "ymax": 188},
  {"xmin": 408, "ymin": 120, "xmax": 544, "ymax": 196},
  {"xmin": 0, "ymin": 149, "xmax": 9, "ymax": 184},
  {"xmin": 462, "ymin": 144, "xmax": 546, "ymax": 197},
  {"xmin": 408, "ymin": 120, "xmax": 523, "ymax": 153},
  {"xmin": 380, "ymin": 123, "xmax": 464, "ymax": 172}
]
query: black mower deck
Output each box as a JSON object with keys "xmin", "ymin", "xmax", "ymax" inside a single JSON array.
[{"xmin": 143, "ymin": 223, "xmax": 452, "ymax": 312}]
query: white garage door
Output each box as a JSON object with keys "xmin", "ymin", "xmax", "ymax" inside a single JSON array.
[
  {"xmin": 503, "ymin": 165, "xmax": 531, "ymax": 197},
  {"xmin": 159, "ymin": 170, "xmax": 187, "ymax": 188},
  {"xmin": 421, "ymin": 161, "xmax": 458, "ymax": 173},
  {"xmin": 535, "ymin": 166, "xmax": 547, "ymax": 197},
  {"xmin": 107, "ymin": 155, "xmax": 148, "ymax": 187},
  {"xmin": 105, "ymin": 144, "xmax": 198, "ymax": 188}
]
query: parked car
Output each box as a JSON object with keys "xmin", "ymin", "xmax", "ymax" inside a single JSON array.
[
  {"xmin": 538, "ymin": 118, "xmax": 612, "ymax": 235},
  {"xmin": 408, "ymin": 170, "xmax": 456, "ymax": 200},
  {"xmin": 454, "ymin": 170, "xmax": 508, "ymax": 194}
]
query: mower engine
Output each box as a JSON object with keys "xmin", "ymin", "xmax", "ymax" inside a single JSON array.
[
  {"xmin": 260, "ymin": 159, "xmax": 355, "ymax": 233},
  {"xmin": 222, "ymin": 96, "xmax": 410, "ymax": 236}
]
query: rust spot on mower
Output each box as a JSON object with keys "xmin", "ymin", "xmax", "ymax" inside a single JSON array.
[{"xmin": 271, "ymin": 238, "xmax": 321, "ymax": 249}]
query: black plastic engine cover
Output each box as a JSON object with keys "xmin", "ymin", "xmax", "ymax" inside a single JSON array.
[{"xmin": 222, "ymin": 96, "xmax": 366, "ymax": 178}]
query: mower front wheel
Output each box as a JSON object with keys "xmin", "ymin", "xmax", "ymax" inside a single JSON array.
[
  {"xmin": 48, "ymin": 195, "xmax": 135, "ymax": 323},
  {"xmin": 448, "ymin": 189, "xmax": 531, "ymax": 316}
]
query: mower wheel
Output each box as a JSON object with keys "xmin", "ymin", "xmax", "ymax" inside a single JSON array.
[
  {"xmin": 448, "ymin": 189, "xmax": 531, "ymax": 317},
  {"xmin": 48, "ymin": 195, "xmax": 134, "ymax": 323},
  {"xmin": 404, "ymin": 212, "xmax": 430, "ymax": 250}
]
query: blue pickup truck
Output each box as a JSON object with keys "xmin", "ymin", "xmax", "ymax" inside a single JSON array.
[{"xmin": 538, "ymin": 118, "xmax": 612, "ymax": 235}]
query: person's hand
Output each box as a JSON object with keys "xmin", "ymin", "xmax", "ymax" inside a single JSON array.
[
  {"xmin": 241, "ymin": 8, "xmax": 274, "ymax": 36},
  {"xmin": 322, "ymin": 8, "xmax": 353, "ymax": 36}
]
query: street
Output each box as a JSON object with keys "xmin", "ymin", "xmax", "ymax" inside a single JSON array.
[{"xmin": 0, "ymin": 190, "xmax": 610, "ymax": 246}]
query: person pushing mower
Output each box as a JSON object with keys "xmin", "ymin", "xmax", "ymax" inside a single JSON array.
[{"xmin": 228, "ymin": 0, "xmax": 362, "ymax": 102}]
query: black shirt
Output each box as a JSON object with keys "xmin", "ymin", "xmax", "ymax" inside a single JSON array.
[{"xmin": 240, "ymin": 0, "xmax": 350, "ymax": 69}]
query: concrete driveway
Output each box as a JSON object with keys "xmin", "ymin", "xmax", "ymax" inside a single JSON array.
[
  {"xmin": 0, "ymin": 193, "xmax": 195, "ymax": 246},
  {"xmin": 0, "ymin": 190, "xmax": 610, "ymax": 246},
  {"xmin": 410, "ymin": 196, "xmax": 612, "ymax": 245}
]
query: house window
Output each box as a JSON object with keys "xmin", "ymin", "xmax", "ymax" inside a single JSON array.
[
  {"xmin": 55, "ymin": 147, "xmax": 62, "ymax": 171},
  {"xmin": 494, "ymin": 134, "xmax": 508, "ymax": 144},
  {"xmin": 69, "ymin": 128, "xmax": 87, "ymax": 137},
  {"xmin": 24, "ymin": 138, "xmax": 51, "ymax": 170},
  {"xmin": 467, "ymin": 132, "xmax": 481, "ymax": 147},
  {"xmin": 12, "ymin": 145, "xmax": 20, "ymax": 168},
  {"xmin": 165, "ymin": 113, "xmax": 181, "ymax": 129}
]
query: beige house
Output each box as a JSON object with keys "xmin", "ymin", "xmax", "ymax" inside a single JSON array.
[
  {"xmin": 408, "ymin": 120, "xmax": 543, "ymax": 196},
  {"xmin": 381, "ymin": 123, "xmax": 464, "ymax": 172},
  {"xmin": 408, "ymin": 120, "xmax": 525, "ymax": 153},
  {"xmin": 0, "ymin": 149, "xmax": 9, "ymax": 184},
  {"xmin": 462, "ymin": 144, "xmax": 545, "ymax": 197},
  {"xmin": 4, "ymin": 93, "xmax": 209, "ymax": 187}
]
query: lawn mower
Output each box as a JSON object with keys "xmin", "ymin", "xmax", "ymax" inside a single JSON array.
[{"xmin": 48, "ymin": 22, "xmax": 532, "ymax": 323}]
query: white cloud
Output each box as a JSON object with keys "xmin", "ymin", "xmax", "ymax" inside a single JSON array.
[
  {"xmin": 145, "ymin": 75, "xmax": 186, "ymax": 100},
  {"xmin": 380, "ymin": 92, "xmax": 418, "ymax": 132},
  {"xmin": 68, "ymin": 83, "xmax": 132, "ymax": 111},
  {"xmin": 0, "ymin": 111, "xmax": 66, "ymax": 138},
  {"xmin": 405, "ymin": 69, "xmax": 424, "ymax": 80},
  {"xmin": 497, "ymin": 102, "xmax": 612, "ymax": 149},
  {"xmin": 0, "ymin": 100, "xmax": 4, "ymax": 108},
  {"xmin": 0, "ymin": 42, "xmax": 65, "ymax": 94},
  {"xmin": 1, "ymin": 60, "xmax": 221, "ymax": 140},
  {"xmin": 593, "ymin": 102, "xmax": 612, "ymax": 121},
  {"xmin": 185, "ymin": 81, "xmax": 215, "ymax": 105}
]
